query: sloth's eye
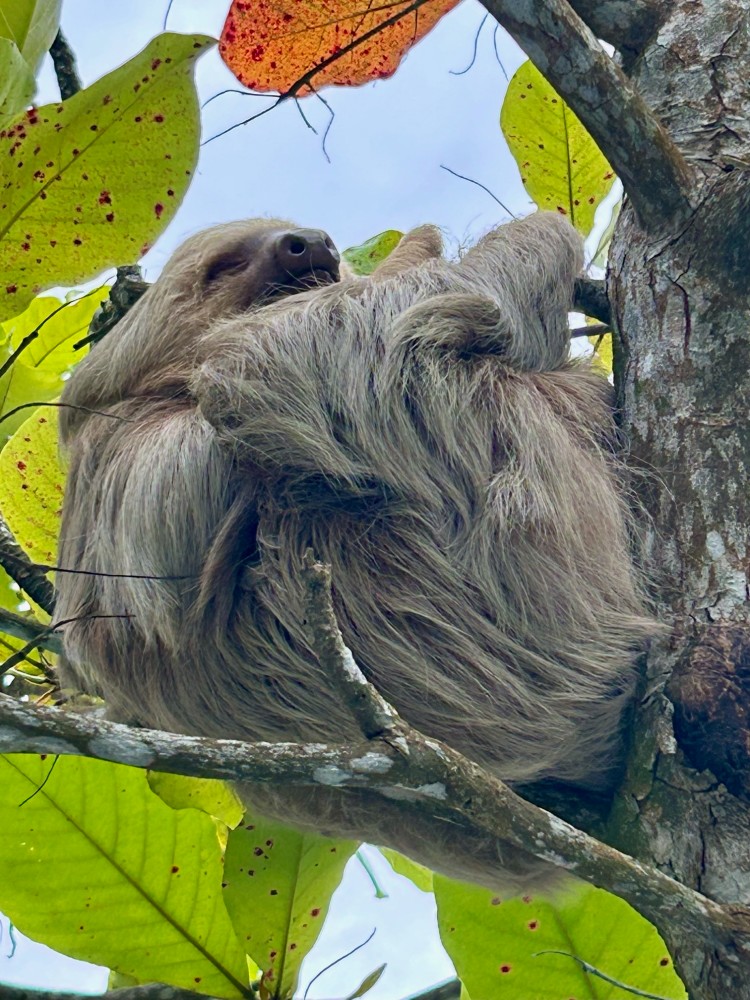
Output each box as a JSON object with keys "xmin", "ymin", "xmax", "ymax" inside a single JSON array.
[{"xmin": 205, "ymin": 256, "xmax": 247, "ymax": 283}]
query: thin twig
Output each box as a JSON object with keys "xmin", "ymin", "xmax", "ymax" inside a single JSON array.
[
  {"xmin": 0, "ymin": 400, "xmax": 135, "ymax": 429},
  {"xmin": 570, "ymin": 322, "xmax": 610, "ymax": 339},
  {"xmin": 49, "ymin": 30, "xmax": 82, "ymax": 100},
  {"xmin": 302, "ymin": 551, "xmax": 399, "ymax": 739},
  {"xmin": 0, "ymin": 608, "xmax": 62, "ymax": 654},
  {"xmin": 481, "ymin": 0, "xmax": 695, "ymax": 231},
  {"xmin": 449, "ymin": 13, "xmax": 488, "ymax": 75},
  {"xmin": 440, "ymin": 164, "xmax": 515, "ymax": 217},
  {"xmin": 534, "ymin": 952, "xmax": 675, "ymax": 999}
]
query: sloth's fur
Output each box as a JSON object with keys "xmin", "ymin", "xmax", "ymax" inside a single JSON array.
[{"xmin": 56, "ymin": 213, "xmax": 655, "ymax": 890}]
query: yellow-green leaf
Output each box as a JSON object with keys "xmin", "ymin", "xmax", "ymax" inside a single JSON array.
[
  {"xmin": 223, "ymin": 810, "xmax": 356, "ymax": 996},
  {"xmin": 380, "ymin": 848, "xmax": 434, "ymax": 894},
  {"xmin": 0, "ymin": 406, "xmax": 63, "ymax": 564},
  {"xmin": 0, "ymin": 755, "xmax": 250, "ymax": 998},
  {"xmin": 0, "ymin": 39, "xmax": 36, "ymax": 125},
  {"xmin": 0, "ymin": 0, "xmax": 61, "ymax": 74},
  {"xmin": 500, "ymin": 61, "xmax": 616, "ymax": 236},
  {"xmin": 3, "ymin": 286, "xmax": 107, "ymax": 370},
  {"xmin": 590, "ymin": 330, "xmax": 613, "ymax": 374},
  {"xmin": 434, "ymin": 878, "xmax": 686, "ymax": 999},
  {"xmin": 149, "ymin": 772, "xmax": 245, "ymax": 829},
  {"xmin": 343, "ymin": 230, "xmax": 403, "ymax": 276},
  {"xmin": 0, "ymin": 289, "xmax": 107, "ymax": 441},
  {"xmin": 0, "ymin": 32, "xmax": 215, "ymax": 319}
]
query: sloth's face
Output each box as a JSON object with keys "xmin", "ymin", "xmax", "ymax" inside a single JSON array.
[{"xmin": 200, "ymin": 222, "xmax": 342, "ymax": 310}]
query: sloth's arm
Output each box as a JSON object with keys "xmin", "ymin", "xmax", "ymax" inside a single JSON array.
[{"xmin": 451, "ymin": 212, "xmax": 584, "ymax": 370}]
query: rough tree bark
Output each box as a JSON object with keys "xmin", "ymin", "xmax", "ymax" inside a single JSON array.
[
  {"xmin": 482, "ymin": 0, "xmax": 750, "ymax": 997},
  {"xmin": 607, "ymin": 1, "xmax": 750, "ymax": 994}
]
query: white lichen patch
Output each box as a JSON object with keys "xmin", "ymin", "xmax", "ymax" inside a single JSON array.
[
  {"xmin": 350, "ymin": 752, "xmax": 393, "ymax": 774},
  {"xmin": 342, "ymin": 645, "xmax": 367, "ymax": 684},
  {"xmin": 706, "ymin": 530, "xmax": 726, "ymax": 559},
  {"xmin": 546, "ymin": 814, "xmax": 574, "ymax": 838},
  {"xmin": 381, "ymin": 782, "xmax": 448, "ymax": 802},
  {"xmin": 89, "ymin": 734, "xmax": 155, "ymax": 767},
  {"xmin": 424, "ymin": 739, "xmax": 450, "ymax": 762},
  {"xmin": 695, "ymin": 530, "xmax": 748, "ymax": 619},
  {"xmin": 313, "ymin": 765, "xmax": 352, "ymax": 786}
]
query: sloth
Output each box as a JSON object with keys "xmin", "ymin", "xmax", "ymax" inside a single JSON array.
[{"xmin": 55, "ymin": 213, "xmax": 655, "ymax": 890}]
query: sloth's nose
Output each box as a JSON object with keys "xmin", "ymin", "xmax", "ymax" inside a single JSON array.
[{"xmin": 275, "ymin": 228, "xmax": 341, "ymax": 279}]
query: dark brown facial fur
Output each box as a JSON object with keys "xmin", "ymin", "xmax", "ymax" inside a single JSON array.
[{"xmin": 55, "ymin": 214, "xmax": 656, "ymax": 893}]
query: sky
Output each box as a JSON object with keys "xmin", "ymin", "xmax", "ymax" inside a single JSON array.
[{"xmin": 3, "ymin": 1, "xmax": 529, "ymax": 997}]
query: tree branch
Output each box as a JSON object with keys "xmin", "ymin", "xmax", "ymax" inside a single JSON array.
[
  {"xmin": 480, "ymin": 0, "xmax": 695, "ymax": 231},
  {"xmin": 0, "ymin": 976, "xmax": 461, "ymax": 1000},
  {"xmin": 0, "ymin": 984, "xmax": 222, "ymax": 1000},
  {"xmin": 568, "ymin": 0, "xmax": 670, "ymax": 60},
  {"xmin": 574, "ymin": 277, "xmax": 611, "ymax": 324},
  {"xmin": 49, "ymin": 29, "xmax": 82, "ymax": 100},
  {"xmin": 74, "ymin": 266, "xmax": 148, "ymax": 350},
  {"xmin": 0, "ymin": 515, "xmax": 55, "ymax": 615},
  {"xmin": 2, "ymin": 693, "xmax": 749, "ymax": 956},
  {"xmin": 0, "ymin": 608, "xmax": 61, "ymax": 654}
]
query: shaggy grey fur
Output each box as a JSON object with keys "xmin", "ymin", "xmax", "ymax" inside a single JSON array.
[{"xmin": 56, "ymin": 214, "xmax": 655, "ymax": 891}]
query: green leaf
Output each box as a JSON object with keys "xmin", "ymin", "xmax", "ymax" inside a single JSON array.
[
  {"xmin": 149, "ymin": 772, "xmax": 245, "ymax": 829},
  {"xmin": 0, "ymin": 755, "xmax": 250, "ymax": 998},
  {"xmin": 0, "ymin": 405, "xmax": 62, "ymax": 566},
  {"xmin": 0, "ymin": 288, "xmax": 107, "ymax": 442},
  {"xmin": 223, "ymin": 810, "xmax": 356, "ymax": 997},
  {"xmin": 434, "ymin": 878, "xmax": 687, "ymax": 1000},
  {"xmin": 0, "ymin": 32, "xmax": 215, "ymax": 319},
  {"xmin": 343, "ymin": 230, "xmax": 403, "ymax": 275},
  {"xmin": 500, "ymin": 61, "xmax": 616, "ymax": 236},
  {"xmin": 0, "ymin": 39, "xmax": 36, "ymax": 125},
  {"xmin": 0, "ymin": 0, "xmax": 61, "ymax": 74}
]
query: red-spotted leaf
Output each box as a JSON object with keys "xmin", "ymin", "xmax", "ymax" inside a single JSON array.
[
  {"xmin": 223, "ymin": 811, "xmax": 356, "ymax": 997},
  {"xmin": 219, "ymin": 0, "xmax": 458, "ymax": 94},
  {"xmin": 501, "ymin": 60, "xmax": 616, "ymax": 236},
  {"xmin": 0, "ymin": 32, "xmax": 214, "ymax": 320}
]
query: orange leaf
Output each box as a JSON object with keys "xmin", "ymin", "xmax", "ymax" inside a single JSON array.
[{"xmin": 219, "ymin": 0, "xmax": 459, "ymax": 94}]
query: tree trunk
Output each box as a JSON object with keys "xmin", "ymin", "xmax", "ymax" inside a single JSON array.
[{"xmin": 607, "ymin": 1, "xmax": 750, "ymax": 994}]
